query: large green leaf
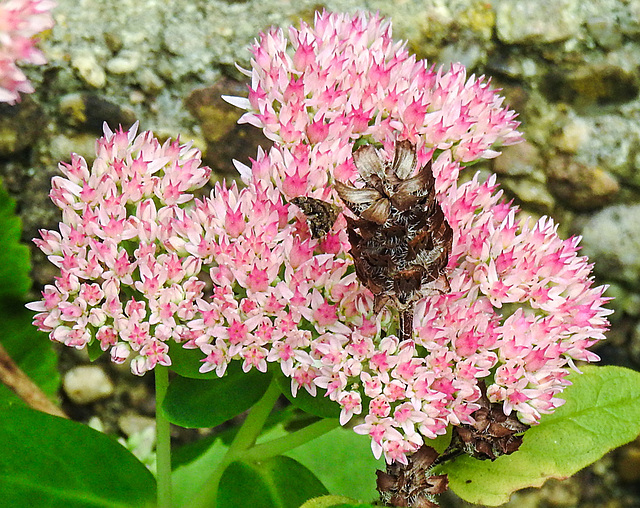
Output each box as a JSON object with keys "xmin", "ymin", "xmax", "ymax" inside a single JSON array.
[
  {"xmin": 300, "ymin": 499, "xmax": 376, "ymax": 508},
  {"xmin": 286, "ymin": 427, "xmax": 384, "ymax": 503},
  {"xmin": 218, "ymin": 456, "xmax": 328, "ymax": 508},
  {"xmin": 162, "ymin": 366, "xmax": 272, "ymax": 428},
  {"xmin": 0, "ymin": 401, "xmax": 156, "ymax": 507},
  {"xmin": 0, "ymin": 303, "xmax": 60, "ymax": 402},
  {"xmin": 446, "ymin": 365, "xmax": 640, "ymax": 505}
]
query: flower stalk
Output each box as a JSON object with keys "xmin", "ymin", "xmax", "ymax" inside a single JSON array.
[{"xmin": 155, "ymin": 365, "xmax": 172, "ymax": 508}]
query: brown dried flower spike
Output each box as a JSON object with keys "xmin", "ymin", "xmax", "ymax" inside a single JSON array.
[
  {"xmin": 376, "ymin": 445, "xmax": 449, "ymax": 508},
  {"xmin": 335, "ymin": 140, "xmax": 453, "ymax": 340},
  {"xmin": 444, "ymin": 380, "xmax": 530, "ymax": 461}
]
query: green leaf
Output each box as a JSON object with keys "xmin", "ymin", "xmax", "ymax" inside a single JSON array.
[
  {"xmin": 168, "ymin": 341, "xmax": 220, "ymax": 379},
  {"xmin": 162, "ymin": 366, "xmax": 272, "ymax": 428},
  {"xmin": 299, "ymin": 495, "xmax": 367, "ymax": 508},
  {"xmin": 0, "ymin": 178, "xmax": 60, "ymax": 404},
  {"xmin": 87, "ymin": 337, "xmax": 106, "ymax": 361},
  {"xmin": 218, "ymin": 456, "xmax": 328, "ymax": 508},
  {"xmin": 0, "ymin": 179, "xmax": 31, "ymax": 299},
  {"xmin": 277, "ymin": 372, "xmax": 340, "ymax": 419},
  {"xmin": 0, "ymin": 401, "xmax": 156, "ymax": 507},
  {"xmin": 172, "ymin": 436, "xmax": 229, "ymax": 508},
  {"xmin": 0, "ymin": 302, "xmax": 60, "ymax": 402},
  {"xmin": 446, "ymin": 364, "xmax": 640, "ymax": 506},
  {"xmin": 286, "ymin": 426, "xmax": 384, "ymax": 502}
]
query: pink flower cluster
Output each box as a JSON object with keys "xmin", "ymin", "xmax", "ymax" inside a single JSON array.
[
  {"xmin": 29, "ymin": 11, "xmax": 610, "ymax": 464},
  {"xmin": 27, "ymin": 123, "xmax": 211, "ymax": 375},
  {"xmin": 0, "ymin": 0, "xmax": 54, "ymax": 103},
  {"xmin": 224, "ymin": 11, "xmax": 609, "ymax": 462},
  {"xmin": 225, "ymin": 11, "xmax": 522, "ymax": 201}
]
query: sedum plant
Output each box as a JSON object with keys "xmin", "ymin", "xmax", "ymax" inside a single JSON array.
[{"xmin": 2, "ymin": 10, "xmax": 640, "ymax": 508}]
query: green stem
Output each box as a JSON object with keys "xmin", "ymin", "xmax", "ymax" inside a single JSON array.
[
  {"xmin": 155, "ymin": 365, "xmax": 172, "ymax": 508},
  {"xmin": 185, "ymin": 376, "xmax": 282, "ymax": 508},
  {"xmin": 241, "ymin": 417, "xmax": 340, "ymax": 462},
  {"xmin": 227, "ymin": 377, "xmax": 282, "ymax": 454}
]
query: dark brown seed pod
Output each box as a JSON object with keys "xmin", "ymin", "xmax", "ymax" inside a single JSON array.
[
  {"xmin": 290, "ymin": 196, "xmax": 341, "ymax": 239},
  {"xmin": 376, "ymin": 444, "xmax": 449, "ymax": 508},
  {"xmin": 335, "ymin": 140, "xmax": 453, "ymax": 340},
  {"xmin": 438, "ymin": 381, "xmax": 530, "ymax": 462}
]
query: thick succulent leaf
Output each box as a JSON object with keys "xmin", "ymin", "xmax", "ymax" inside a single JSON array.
[
  {"xmin": 172, "ymin": 436, "xmax": 229, "ymax": 508},
  {"xmin": 218, "ymin": 456, "xmax": 328, "ymax": 508},
  {"xmin": 300, "ymin": 497, "xmax": 375, "ymax": 508},
  {"xmin": 286, "ymin": 426, "xmax": 385, "ymax": 502},
  {"xmin": 0, "ymin": 303, "xmax": 60, "ymax": 403},
  {"xmin": 0, "ymin": 179, "xmax": 31, "ymax": 299},
  {"xmin": 277, "ymin": 372, "xmax": 340, "ymax": 419},
  {"xmin": 168, "ymin": 340, "xmax": 221, "ymax": 379},
  {"xmin": 162, "ymin": 366, "xmax": 272, "ymax": 428},
  {"xmin": 446, "ymin": 365, "xmax": 640, "ymax": 506},
  {"xmin": 0, "ymin": 402, "xmax": 156, "ymax": 508}
]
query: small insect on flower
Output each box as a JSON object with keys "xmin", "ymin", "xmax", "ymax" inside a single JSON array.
[
  {"xmin": 290, "ymin": 196, "xmax": 341, "ymax": 239},
  {"xmin": 335, "ymin": 140, "xmax": 453, "ymax": 341}
]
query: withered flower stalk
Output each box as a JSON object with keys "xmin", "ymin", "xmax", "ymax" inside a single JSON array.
[{"xmin": 335, "ymin": 140, "xmax": 453, "ymax": 341}]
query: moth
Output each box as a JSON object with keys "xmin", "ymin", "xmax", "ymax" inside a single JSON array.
[
  {"xmin": 290, "ymin": 196, "xmax": 340, "ymax": 239},
  {"xmin": 335, "ymin": 140, "xmax": 453, "ymax": 341}
]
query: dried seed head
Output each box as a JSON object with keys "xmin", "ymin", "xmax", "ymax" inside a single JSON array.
[
  {"xmin": 376, "ymin": 444, "xmax": 449, "ymax": 508},
  {"xmin": 335, "ymin": 140, "xmax": 453, "ymax": 316},
  {"xmin": 447, "ymin": 381, "xmax": 530, "ymax": 461}
]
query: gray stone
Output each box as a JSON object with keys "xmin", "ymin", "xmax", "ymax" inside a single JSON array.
[
  {"xmin": 496, "ymin": 0, "xmax": 581, "ymax": 44},
  {"xmin": 0, "ymin": 98, "xmax": 47, "ymax": 155},
  {"xmin": 546, "ymin": 154, "xmax": 619, "ymax": 210},
  {"xmin": 492, "ymin": 141, "xmax": 542, "ymax": 177},
  {"xmin": 573, "ymin": 114, "xmax": 640, "ymax": 186},
  {"xmin": 106, "ymin": 51, "xmax": 141, "ymax": 75},
  {"xmin": 63, "ymin": 366, "xmax": 115, "ymax": 404},
  {"xmin": 581, "ymin": 204, "xmax": 640, "ymax": 285},
  {"xmin": 553, "ymin": 117, "xmax": 591, "ymax": 154},
  {"xmin": 501, "ymin": 177, "xmax": 555, "ymax": 212},
  {"xmin": 118, "ymin": 412, "xmax": 156, "ymax": 437},
  {"xmin": 71, "ymin": 52, "xmax": 107, "ymax": 88},
  {"xmin": 586, "ymin": 16, "xmax": 623, "ymax": 50}
]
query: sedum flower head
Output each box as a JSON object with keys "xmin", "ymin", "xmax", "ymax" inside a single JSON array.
[
  {"xmin": 0, "ymin": 0, "xmax": 55, "ymax": 104},
  {"xmin": 28, "ymin": 123, "xmax": 212, "ymax": 375},
  {"xmin": 221, "ymin": 11, "xmax": 609, "ymax": 463},
  {"xmin": 30, "ymin": 12, "xmax": 611, "ymax": 465}
]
